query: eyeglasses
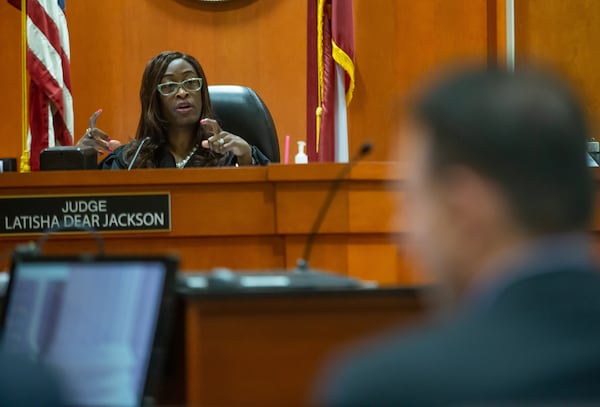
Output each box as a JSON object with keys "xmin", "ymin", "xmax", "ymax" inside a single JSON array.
[{"xmin": 157, "ymin": 77, "xmax": 203, "ymax": 96}]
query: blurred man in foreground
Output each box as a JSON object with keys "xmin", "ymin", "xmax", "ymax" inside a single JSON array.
[{"xmin": 317, "ymin": 67, "xmax": 600, "ymax": 405}]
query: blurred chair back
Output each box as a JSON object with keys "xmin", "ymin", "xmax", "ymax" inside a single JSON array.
[{"xmin": 208, "ymin": 85, "xmax": 280, "ymax": 162}]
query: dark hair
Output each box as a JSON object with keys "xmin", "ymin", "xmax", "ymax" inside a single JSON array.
[
  {"xmin": 412, "ymin": 66, "xmax": 594, "ymax": 235},
  {"xmin": 124, "ymin": 51, "xmax": 224, "ymax": 167}
]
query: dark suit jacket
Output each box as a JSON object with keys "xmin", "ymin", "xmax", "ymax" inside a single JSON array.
[{"xmin": 318, "ymin": 265, "xmax": 600, "ymax": 406}]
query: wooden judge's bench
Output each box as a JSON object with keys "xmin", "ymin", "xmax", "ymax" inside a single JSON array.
[
  {"xmin": 0, "ymin": 163, "xmax": 430, "ymax": 406},
  {"xmin": 0, "ymin": 162, "xmax": 422, "ymax": 285}
]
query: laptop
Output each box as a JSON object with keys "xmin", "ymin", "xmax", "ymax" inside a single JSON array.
[{"xmin": 0, "ymin": 254, "xmax": 177, "ymax": 407}]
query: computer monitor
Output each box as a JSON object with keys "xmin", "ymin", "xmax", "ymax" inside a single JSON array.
[{"xmin": 0, "ymin": 255, "xmax": 177, "ymax": 407}]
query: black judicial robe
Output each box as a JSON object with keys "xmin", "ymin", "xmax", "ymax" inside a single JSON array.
[{"xmin": 99, "ymin": 143, "xmax": 270, "ymax": 169}]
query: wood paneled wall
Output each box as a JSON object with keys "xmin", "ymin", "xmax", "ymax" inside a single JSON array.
[
  {"xmin": 0, "ymin": 0, "xmax": 307, "ymax": 160},
  {"xmin": 0, "ymin": 2, "xmax": 22, "ymax": 160},
  {"xmin": 349, "ymin": 0, "xmax": 496, "ymax": 160},
  {"xmin": 515, "ymin": 0, "xmax": 600, "ymax": 136},
  {"xmin": 0, "ymin": 0, "xmax": 598, "ymax": 164}
]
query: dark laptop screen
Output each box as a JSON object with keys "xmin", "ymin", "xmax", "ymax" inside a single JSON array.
[{"xmin": 1, "ymin": 257, "xmax": 173, "ymax": 407}]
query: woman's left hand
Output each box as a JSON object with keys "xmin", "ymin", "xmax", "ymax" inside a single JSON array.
[{"xmin": 200, "ymin": 118, "xmax": 253, "ymax": 165}]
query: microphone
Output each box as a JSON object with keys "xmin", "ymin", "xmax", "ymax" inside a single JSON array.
[
  {"xmin": 127, "ymin": 137, "xmax": 151, "ymax": 171},
  {"xmin": 296, "ymin": 142, "xmax": 373, "ymax": 271}
]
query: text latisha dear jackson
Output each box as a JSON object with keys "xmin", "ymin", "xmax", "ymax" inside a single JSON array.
[{"xmin": 3, "ymin": 199, "xmax": 166, "ymax": 231}]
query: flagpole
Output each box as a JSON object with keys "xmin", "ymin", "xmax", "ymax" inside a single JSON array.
[
  {"xmin": 20, "ymin": 0, "xmax": 30, "ymax": 172},
  {"xmin": 506, "ymin": 0, "xmax": 515, "ymax": 72}
]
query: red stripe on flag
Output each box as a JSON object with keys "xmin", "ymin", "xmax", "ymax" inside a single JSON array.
[
  {"xmin": 27, "ymin": 49, "xmax": 65, "ymax": 125},
  {"xmin": 28, "ymin": 82, "xmax": 49, "ymax": 171},
  {"xmin": 27, "ymin": 0, "xmax": 72, "ymax": 90},
  {"xmin": 307, "ymin": 0, "xmax": 318, "ymax": 162},
  {"xmin": 27, "ymin": 50, "xmax": 72, "ymax": 149},
  {"xmin": 318, "ymin": 4, "xmax": 335, "ymax": 162},
  {"xmin": 25, "ymin": 0, "xmax": 73, "ymax": 170}
]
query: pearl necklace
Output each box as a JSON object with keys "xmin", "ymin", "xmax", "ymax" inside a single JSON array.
[{"xmin": 175, "ymin": 144, "xmax": 199, "ymax": 169}]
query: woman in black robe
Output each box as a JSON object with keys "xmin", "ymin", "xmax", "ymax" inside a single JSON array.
[{"xmin": 77, "ymin": 51, "xmax": 269, "ymax": 169}]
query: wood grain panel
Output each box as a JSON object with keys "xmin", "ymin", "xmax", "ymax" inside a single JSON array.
[
  {"xmin": 275, "ymin": 182, "xmax": 350, "ymax": 234},
  {"xmin": 0, "ymin": 236, "xmax": 285, "ymax": 272},
  {"xmin": 348, "ymin": 181, "xmax": 404, "ymax": 233},
  {"xmin": 515, "ymin": 0, "xmax": 600, "ymax": 134},
  {"xmin": 283, "ymin": 234, "xmax": 428, "ymax": 286},
  {"xmin": 0, "ymin": 2, "xmax": 24, "ymax": 161},
  {"xmin": 270, "ymin": 162, "xmax": 405, "ymax": 235},
  {"xmin": 184, "ymin": 291, "xmax": 428, "ymax": 406},
  {"xmin": 347, "ymin": 240, "xmax": 399, "ymax": 285},
  {"xmin": 283, "ymin": 235, "xmax": 349, "ymax": 274},
  {"xmin": 349, "ymin": 0, "xmax": 494, "ymax": 160},
  {"xmin": 169, "ymin": 184, "xmax": 275, "ymax": 236}
]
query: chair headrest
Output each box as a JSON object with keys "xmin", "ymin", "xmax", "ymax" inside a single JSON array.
[{"xmin": 208, "ymin": 85, "xmax": 280, "ymax": 162}]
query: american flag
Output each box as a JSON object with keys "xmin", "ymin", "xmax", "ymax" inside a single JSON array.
[{"xmin": 8, "ymin": 0, "xmax": 74, "ymax": 170}]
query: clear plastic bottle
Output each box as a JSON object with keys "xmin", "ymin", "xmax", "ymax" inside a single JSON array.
[
  {"xmin": 295, "ymin": 141, "xmax": 308, "ymax": 164},
  {"xmin": 588, "ymin": 138, "xmax": 600, "ymax": 166}
]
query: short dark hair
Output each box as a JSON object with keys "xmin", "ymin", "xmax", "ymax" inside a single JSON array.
[{"xmin": 412, "ymin": 66, "xmax": 594, "ymax": 235}]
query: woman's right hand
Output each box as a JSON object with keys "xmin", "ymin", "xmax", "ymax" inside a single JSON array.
[
  {"xmin": 77, "ymin": 127, "xmax": 111, "ymax": 153},
  {"xmin": 76, "ymin": 109, "xmax": 121, "ymax": 153}
]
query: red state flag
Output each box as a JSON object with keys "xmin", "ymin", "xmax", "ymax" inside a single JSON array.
[{"xmin": 307, "ymin": 0, "xmax": 355, "ymax": 162}]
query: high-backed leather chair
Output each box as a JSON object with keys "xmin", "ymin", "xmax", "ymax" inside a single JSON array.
[{"xmin": 208, "ymin": 85, "xmax": 280, "ymax": 162}]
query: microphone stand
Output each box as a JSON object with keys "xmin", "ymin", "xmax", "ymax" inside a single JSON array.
[{"xmin": 295, "ymin": 142, "xmax": 373, "ymax": 273}]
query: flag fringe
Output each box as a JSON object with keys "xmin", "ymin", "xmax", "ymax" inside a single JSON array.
[{"xmin": 332, "ymin": 40, "xmax": 355, "ymax": 106}]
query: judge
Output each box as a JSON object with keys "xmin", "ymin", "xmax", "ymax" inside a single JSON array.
[{"xmin": 77, "ymin": 51, "xmax": 269, "ymax": 169}]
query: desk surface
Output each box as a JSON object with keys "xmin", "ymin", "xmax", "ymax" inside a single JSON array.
[{"xmin": 0, "ymin": 162, "xmax": 402, "ymax": 185}]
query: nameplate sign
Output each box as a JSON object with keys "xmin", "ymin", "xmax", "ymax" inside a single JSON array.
[{"xmin": 0, "ymin": 193, "xmax": 171, "ymax": 235}]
